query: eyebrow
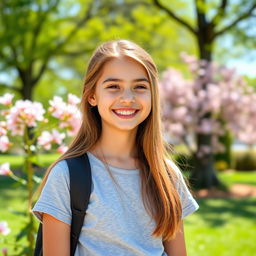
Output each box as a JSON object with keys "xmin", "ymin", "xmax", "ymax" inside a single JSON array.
[{"xmin": 102, "ymin": 78, "xmax": 150, "ymax": 84}]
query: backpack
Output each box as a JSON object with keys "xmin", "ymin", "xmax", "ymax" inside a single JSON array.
[{"xmin": 34, "ymin": 153, "xmax": 92, "ymax": 256}]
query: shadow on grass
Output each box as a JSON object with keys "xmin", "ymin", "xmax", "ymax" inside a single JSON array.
[{"xmin": 194, "ymin": 198, "xmax": 256, "ymax": 227}]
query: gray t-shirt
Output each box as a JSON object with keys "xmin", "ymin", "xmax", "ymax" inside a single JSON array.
[{"xmin": 31, "ymin": 152, "xmax": 199, "ymax": 256}]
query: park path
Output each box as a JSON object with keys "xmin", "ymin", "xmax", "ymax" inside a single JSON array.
[{"xmin": 195, "ymin": 184, "xmax": 256, "ymax": 199}]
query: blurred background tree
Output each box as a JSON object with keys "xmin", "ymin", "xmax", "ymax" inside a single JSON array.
[
  {"xmin": 0, "ymin": 0, "xmax": 110, "ymax": 100},
  {"xmin": 145, "ymin": 0, "xmax": 256, "ymax": 188},
  {"xmin": 1, "ymin": 0, "xmax": 256, "ymax": 189},
  {"xmin": 0, "ymin": 0, "xmax": 196, "ymax": 103}
]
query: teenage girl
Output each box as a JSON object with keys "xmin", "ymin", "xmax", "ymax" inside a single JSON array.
[{"xmin": 31, "ymin": 40, "xmax": 199, "ymax": 256}]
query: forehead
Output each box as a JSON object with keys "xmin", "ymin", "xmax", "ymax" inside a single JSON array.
[{"xmin": 98, "ymin": 57, "xmax": 149, "ymax": 82}]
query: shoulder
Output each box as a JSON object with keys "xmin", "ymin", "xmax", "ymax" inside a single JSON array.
[
  {"xmin": 165, "ymin": 158, "xmax": 179, "ymax": 171},
  {"xmin": 165, "ymin": 158, "xmax": 183, "ymax": 179},
  {"xmin": 49, "ymin": 159, "xmax": 69, "ymax": 177},
  {"xmin": 165, "ymin": 158, "xmax": 188, "ymax": 193},
  {"xmin": 165, "ymin": 159, "xmax": 200, "ymax": 218},
  {"xmin": 46, "ymin": 160, "xmax": 70, "ymax": 188}
]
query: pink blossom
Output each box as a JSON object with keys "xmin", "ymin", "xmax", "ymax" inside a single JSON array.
[
  {"xmin": 172, "ymin": 107, "xmax": 188, "ymax": 121},
  {"xmin": 49, "ymin": 96, "xmax": 81, "ymax": 136},
  {"xmin": 160, "ymin": 53, "xmax": 256, "ymax": 153},
  {"xmin": 0, "ymin": 136, "xmax": 11, "ymax": 152},
  {"xmin": 57, "ymin": 144, "xmax": 68, "ymax": 154},
  {"xmin": 37, "ymin": 131, "xmax": 52, "ymax": 150},
  {"xmin": 0, "ymin": 163, "xmax": 12, "ymax": 175},
  {"xmin": 196, "ymin": 119, "xmax": 220, "ymax": 135},
  {"xmin": 68, "ymin": 94, "xmax": 80, "ymax": 105},
  {"xmin": 6, "ymin": 100, "xmax": 45, "ymax": 136},
  {"xmin": 0, "ymin": 221, "xmax": 11, "ymax": 235},
  {"xmin": 168, "ymin": 123, "xmax": 185, "ymax": 137},
  {"xmin": 48, "ymin": 96, "xmax": 66, "ymax": 119},
  {"xmin": 180, "ymin": 52, "xmax": 197, "ymax": 64},
  {"xmin": 0, "ymin": 121, "xmax": 7, "ymax": 136},
  {"xmin": 0, "ymin": 109, "xmax": 10, "ymax": 117},
  {"xmin": 65, "ymin": 110, "xmax": 82, "ymax": 136},
  {"xmin": 51, "ymin": 129, "xmax": 66, "ymax": 144},
  {"xmin": 0, "ymin": 93, "xmax": 14, "ymax": 106},
  {"xmin": 37, "ymin": 129, "xmax": 66, "ymax": 150}
]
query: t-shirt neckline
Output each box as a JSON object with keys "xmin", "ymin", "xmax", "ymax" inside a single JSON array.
[{"xmin": 87, "ymin": 152, "xmax": 140, "ymax": 174}]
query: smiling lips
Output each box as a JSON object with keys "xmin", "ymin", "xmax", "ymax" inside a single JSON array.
[{"xmin": 112, "ymin": 109, "xmax": 139, "ymax": 118}]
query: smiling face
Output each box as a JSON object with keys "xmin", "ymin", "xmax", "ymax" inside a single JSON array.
[{"xmin": 88, "ymin": 57, "xmax": 152, "ymax": 133}]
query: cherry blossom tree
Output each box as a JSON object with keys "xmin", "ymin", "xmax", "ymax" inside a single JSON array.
[
  {"xmin": 0, "ymin": 93, "xmax": 81, "ymax": 255},
  {"xmin": 159, "ymin": 53, "xmax": 256, "ymax": 188}
]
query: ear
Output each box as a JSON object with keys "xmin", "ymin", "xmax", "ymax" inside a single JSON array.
[{"xmin": 88, "ymin": 94, "xmax": 97, "ymax": 106}]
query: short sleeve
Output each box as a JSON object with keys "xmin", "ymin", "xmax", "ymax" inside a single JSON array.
[
  {"xmin": 31, "ymin": 160, "xmax": 71, "ymax": 225},
  {"xmin": 167, "ymin": 159, "xmax": 199, "ymax": 219}
]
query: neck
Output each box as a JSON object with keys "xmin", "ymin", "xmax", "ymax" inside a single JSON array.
[{"xmin": 91, "ymin": 127, "xmax": 138, "ymax": 161}]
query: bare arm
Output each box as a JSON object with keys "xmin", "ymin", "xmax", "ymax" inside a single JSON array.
[
  {"xmin": 163, "ymin": 220, "xmax": 187, "ymax": 256},
  {"xmin": 42, "ymin": 213, "xmax": 70, "ymax": 256}
]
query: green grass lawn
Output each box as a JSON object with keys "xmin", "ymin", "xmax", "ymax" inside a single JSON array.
[
  {"xmin": 219, "ymin": 171, "xmax": 256, "ymax": 187},
  {"xmin": 0, "ymin": 153, "xmax": 61, "ymax": 169},
  {"xmin": 185, "ymin": 198, "xmax": 256, "ymax": 256},
  {"xmin": 0, "ymin": 154, "xmax": 256, "ymax": 255}
]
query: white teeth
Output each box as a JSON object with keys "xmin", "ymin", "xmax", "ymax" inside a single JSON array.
[{"xmin": 114, "ymin": 110, "xmax": 136, "ymax": 115}]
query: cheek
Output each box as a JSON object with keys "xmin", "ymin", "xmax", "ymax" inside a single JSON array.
[
  {"xmin": 97, "ymin": 95, "xmax": 115, "ymax": 115},
  {"xmin": 98, "ymin": 93, "xmax": 114, "ymax": 104},
  {"xmin": 146, "ymin": 101, "xmax": 152, "ymax": 115},
  {"xmin": 142, "ymin": 93, "xmax": 152, "ymax": 108}
]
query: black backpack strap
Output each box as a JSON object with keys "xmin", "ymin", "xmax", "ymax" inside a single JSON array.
[
  {"xmin": 34, "ymin": 223, "xmax": 43, "ymax": 256},
  {"xmin": 34, "ymin": 153, "xmax": 92, "ymax": 256},
  {"xmin": 67, "ymin": 153, "xmax": 92, "ymax": 256}
]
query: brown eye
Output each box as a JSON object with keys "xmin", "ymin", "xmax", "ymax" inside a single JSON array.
[
  {"xmin": 107, "ymin": 85, "xmax": 119, "ymax": 89},
  {"xmin": 135, "ymin": 85, "xmax": 147, "ymax": 89}
]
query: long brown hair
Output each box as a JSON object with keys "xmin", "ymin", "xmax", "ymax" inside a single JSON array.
[{"xmin": 32, "ymin": 40, "xmax": 182, "ymax": 241}]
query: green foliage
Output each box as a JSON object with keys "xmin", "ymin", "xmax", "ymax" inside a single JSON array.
[
  {"xmin": 1, "ymin": 0, "xmax": 198, "ymax": 102},
  {"xmin": 233, "ymin": 150, "xmax": 256, "ymax": 171},
  {"xmin": 244, "ymin": 76, "xmax": 256, "ymax": 90}
]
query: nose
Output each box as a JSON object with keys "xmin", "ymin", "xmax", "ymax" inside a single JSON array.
[{"xmin": 120, "ymin": 89, "xmax": 135, "ymax": 103}]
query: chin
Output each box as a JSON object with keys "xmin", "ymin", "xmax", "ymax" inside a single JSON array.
[{"xmin": 113, "ymin": 125, "xmax": 138, "ymax": 132}]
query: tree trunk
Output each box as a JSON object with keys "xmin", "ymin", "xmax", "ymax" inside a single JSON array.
[
  {"xmin": 20, "ymin": 83, "xmax": 33, "ymax": 100},
  {"xmin": 189, "ymin": 22, "xmax": 223, "ymax": 188},
  {"xmin": 190, "ymin": 134, "xmax": 221, "ymax": 189},
  {"xmin": 19, "ymin": 72, "xmax": 37, "ymax": 146},
  {"xmin": 19, "ymin": 70, "xmax": 34, "ymax": 100}
]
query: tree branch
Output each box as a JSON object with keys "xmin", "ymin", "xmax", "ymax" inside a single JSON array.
[
  {"xmin": 152, "ymin": 0, "xmax": 197, "ymax": 35},
  {"xmin": 32, "ymin": 59, "xmax": 49, "ymax": 85},
  {"xmin": 211, "ymin": 0, "xmax": 228, "ymax": 26},
  {"xmin": 214, "ymin": 3, "xmax": 256, "ymax": 37},
  {"xmin": 51, "ymin": 1, "xmax": 94, "ymax": 54},
  {"xmin": 31, "ymin": 1, "xmax": 93, "ymax": 85},
  {"xmin": 30, "ymin": 0, "xmax": 61, "ymax": 60},
  {"xmin": 194, "ymin": 0, "xmax": 208, "ymax": 30}
]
